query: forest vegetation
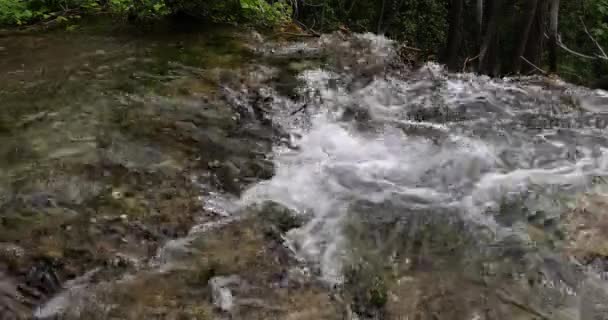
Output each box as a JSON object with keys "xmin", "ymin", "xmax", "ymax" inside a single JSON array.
[{"xmin": 0, "ymin": 0, "xmax": 607, "ymax": 86}]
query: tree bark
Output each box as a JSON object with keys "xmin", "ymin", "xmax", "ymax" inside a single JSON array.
[
  {"xmin": 478, "ymin": 0, "xmax": 504, "ymax": 74},
  {"xmin": 548, "ymin": 0, "xmax": 560, "ymax": 72},
  {"xmin": 523, "ymin": 0, "xmax": 548, "ymax": 73},
  {"xmin": 377, "ymin": 0, "xmax": 387, "ymax": 34},
  {"xmin": 476, "ymin": 0, "xmax": 484, "ymax": 44},
  {"xmin": 513, "ymin": 0, "xmax": 539, "ymax": 73},
  {"xmin": 444, "ymin": 0, "xmax": 464, "ymax": 70}
]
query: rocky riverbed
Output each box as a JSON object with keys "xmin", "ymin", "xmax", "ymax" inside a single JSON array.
[{"xmin": 1, "ymin": 18, "xmax": 608, "ymax": 320}]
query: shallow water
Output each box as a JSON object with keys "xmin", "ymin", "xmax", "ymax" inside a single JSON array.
[{"xmin": 2, "ymin": 19, "xmax": 608, "ymax": 319}]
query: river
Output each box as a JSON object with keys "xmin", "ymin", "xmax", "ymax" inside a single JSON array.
[{"xmin": 1, "ymin": 18, "xmax": 608, "ymax": 320}]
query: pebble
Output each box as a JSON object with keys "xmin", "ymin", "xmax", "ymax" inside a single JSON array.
[
  {"xmin": 120, "ymin": 214, "xmax": 128, "ymax": 221},
  {"xmin": 89, "ymin": 218, "xmax": 97, "ymax": 224},
  {"xmin": 111, "ymin": 191, "xmax": 123, "ymax": 199}
]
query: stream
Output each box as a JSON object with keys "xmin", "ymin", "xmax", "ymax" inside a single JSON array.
[{"xmin": 1, "ymin": 18, "xmax": 608, "ymax": 320}]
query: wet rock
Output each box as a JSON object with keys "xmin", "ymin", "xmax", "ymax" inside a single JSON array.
[
  {"xmin": 108, "ymin": 253, "xmax": 138, "ymax": 269},
  {"xmin": 207, "ymin": 160, "xmax": 221, "ymax": 169},
  {"xmin": 209, "ymin": 275, "xmax": 241, "ymax": 312},
  {"xmin": 25, "ymin": 261, "xmax": 61, "ymax": 296},
  {"xmin": 257, "ymin": 201, "xmax": 305, "ymax": 234},
  {"xmin": 17, "ymin": 111, "xmax": 48, "ymax": 128},
  {"xmin": 0, "ymin": 272, "xmax": 30, "ymax": 320},
  {"xmin": 216, "ymin": 161, "xmax": 241, "ymax": 194},
  {"xmin": 579, "ymin": 276, "xmax": 608, "ymax": 320}
]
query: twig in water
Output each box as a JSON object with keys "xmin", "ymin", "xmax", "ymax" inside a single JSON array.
[
  {"xmin": 290, "ymin": 103, "xmax": 308, "ymax": 116},
  {"xmin": 520, "ymin": 56, "xmax": 547, "ymax": 75}
]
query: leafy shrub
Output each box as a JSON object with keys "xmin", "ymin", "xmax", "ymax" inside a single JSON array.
[
  {"xmin": 239, "ymin": 0, "xmax": 291, "ymax": 26},
  {"xmin": 165, "ymin": 0, "xmax": 290, "ymax": 26},
  {"xmin": 0, "ymin": 0, "xmax": 33, "ymax": 25},
  {"xmin": 108, "ymin": 0, "xmax": 170, "ymax": 20}
]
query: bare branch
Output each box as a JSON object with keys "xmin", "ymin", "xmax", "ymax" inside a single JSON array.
[
  {"xmin": 520, "ymin": 56, "xmax": 548, "ymax": 75},
  {"xmin": 580, "ymin": 16, "xmax": 608, "ymax": 59},
  {"xmin": 552, "ymin": 33, "xmax": 605, "ymax": 60},
  {"xmin": 463, "ymin": 54, "xmax": 480, "ymax": 72},
  {"xmin": 280, "ymin": 32, "xmax": 319, "ymax": 37},
  {"xmin": 400, "ymin": 45, "xmax": 424, "ymax": 52},
  {"xmin": 293, "ymin": 18, "xmax": 321, "ymax": 37}
]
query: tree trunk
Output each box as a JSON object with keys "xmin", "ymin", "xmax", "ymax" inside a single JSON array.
[
  {"xmin": 478, "ymin": 0, "xmax": 504, "ymax": 74},
  {"xmin": 513, "ymin": 0, "xmax": 539, "ymax": 73},
  {"xmin": 476, "ymin": 0, "xmax": 484, "ymax": 45},
  {"xmin": 444, "ymin": 0, "xmax": 464, "ymax": 70},
  {"xmin": 548, "ymin": 0, "xmax": 560, "ymax": 73},
  {"xmin": 377, "ymin": 0, "xmax": 387, "ymax": 34},
  {"xmin": 523, "ymin": 0, "xmax": 548, "ymax": 73}
]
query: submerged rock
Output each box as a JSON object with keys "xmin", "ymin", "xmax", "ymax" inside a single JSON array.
[{"xmin": 561, "ymin": 192, "xmax": 608, "ymax": 264}]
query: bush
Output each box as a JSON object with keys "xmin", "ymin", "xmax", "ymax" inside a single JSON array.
[
  {"xmin": 240, "ymin": 0, "xmax": 291, "ymax": 26},
  {"xmin": 165, "ymin": 0, "xmax": 291, "ymax": 26},
  {"xmin": 0, "ymin": 0, "xmax": 291, "ymax": 27},
  {"xmin": 0, "ymin": 0, "xmax": 34, "ymax": 25},
  {"xmin": 108, "ymin": 0, "xmax": 170, "ymax": 21}
]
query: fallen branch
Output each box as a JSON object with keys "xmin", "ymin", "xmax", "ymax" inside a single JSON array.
[
  {"xmin": 463, "ymin": 54, "xmax": 480, "ymax": 72},
  {"xmin": 280, "ymin": 32, "xmax": 319, "ymax": 38},
  {"xmin": 400, "ymin": 45, "xmax": 424, "ymax": 52},
  {"xmin": 293, "ymin": 18, "xmax": 321, "ymax": 37},
  {"xmin": 520, "ymin": 56, "xmax": 548, "ymax": 75}
]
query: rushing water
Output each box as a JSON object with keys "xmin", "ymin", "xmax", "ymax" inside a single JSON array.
[
  {"xmin": 2, "ymin": 19, "xmax": 608, "ymax": 319},
  {"xmin": 241, "ymin": 34, "xmax": 608, "ymax": 318}
]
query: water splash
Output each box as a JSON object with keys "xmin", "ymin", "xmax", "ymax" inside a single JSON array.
[{"xmin": 240, "ymin": 33, "xmax": 608, "ymax": 319}]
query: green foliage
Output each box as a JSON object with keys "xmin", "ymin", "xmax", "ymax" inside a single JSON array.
[
  {"xmin": 239, "ymin": 0, "xmax": 291, "ymax": 26},
  {"xmin": 0, "ymin": 0, "xmax": 33, "ymax": 25},
  {"xmin": 108, "ymin": 0, "xmax": 170, "ymax": 20},
  {"xmin": 297, "ymin": 0, "xmax": 448, "ymax": 52},
  {"xmin": 558, "ymin": 0, "xmax": 608, "ymax": 84},
  {"xmin": 0, "ymin": 0, "xmax": 171, "ymax": 26},
  {"xmin": 588, "ymin": 0, "xmax": 608, "ymax": 48},
  {"xmin": 164, "ymin": 0, "xmax": 290, "ymax": 26}
]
